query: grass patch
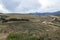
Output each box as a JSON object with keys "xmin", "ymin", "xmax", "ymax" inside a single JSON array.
[{"xmin": 6, "ymin": 32, "xmax": 51, "ymax": 40}]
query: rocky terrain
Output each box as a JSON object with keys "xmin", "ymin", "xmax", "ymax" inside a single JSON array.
[{"xmin": 0, "ymin": 13, "xmax": 60, "ymax": 40}]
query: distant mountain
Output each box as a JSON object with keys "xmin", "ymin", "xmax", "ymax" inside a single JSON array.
[{"xmin": 32, "ymin": 11, "xmax": 60, "ymax": 16}]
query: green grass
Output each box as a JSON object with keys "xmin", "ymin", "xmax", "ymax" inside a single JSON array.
[
  {"xmin": 6, "ymin": 32, "xmax": 51, "ymax": 40},
  {"xmin": 52, "ymin": 18, "xmax": 60, "ymax": 26}
]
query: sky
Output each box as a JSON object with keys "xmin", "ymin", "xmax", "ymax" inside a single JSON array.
[{"xmin": 0, "ymin": 0, "xmax": 60, "ymax": 13}]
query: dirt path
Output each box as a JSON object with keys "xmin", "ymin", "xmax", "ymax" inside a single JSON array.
[{"xmin": 0, "ymin": 33, "xmax": 8, "ymax": 40}]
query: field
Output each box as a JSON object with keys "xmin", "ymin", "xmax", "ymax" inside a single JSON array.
[{"xmin": 0, "ymin": 13, "xmax": 60, "ymax": 40}]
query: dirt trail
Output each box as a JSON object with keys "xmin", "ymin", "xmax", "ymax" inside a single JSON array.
[{"xmin": 0, "ymin": 33, "xmax": 8, "ymax": 40}]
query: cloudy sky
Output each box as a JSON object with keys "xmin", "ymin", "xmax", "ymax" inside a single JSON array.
[{"xmin": 0, "ymin": 0, "xmax": 60, "ymax": 13}]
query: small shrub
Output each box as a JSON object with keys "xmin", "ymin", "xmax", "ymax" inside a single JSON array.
[{"xmin": 6, "ymin": 32, "xmax": 51, "ymax": 40}]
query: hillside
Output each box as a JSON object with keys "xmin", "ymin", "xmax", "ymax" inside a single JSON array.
[{"xmin": 0, "ymin": 14, "xmax": 60, "ymax": 40}]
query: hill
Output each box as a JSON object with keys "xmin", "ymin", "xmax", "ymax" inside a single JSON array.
[
  {"xmin": 32, "ymin": 11, "xmax": 60, "ymax": 16},
  {"xmin": 0, "ymin": 13, "xmax": 60, "ymax": 40}
]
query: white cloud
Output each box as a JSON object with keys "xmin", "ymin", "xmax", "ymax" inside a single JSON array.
[
  {"xmin": 0, "ymin": 0, "xmax": 60, "ymax": 13},
  {"xmin": 38, "ymin": 0, "xmax": 60, "ymax": 12},
  {"xmin": 14, "ymin": 0, "xmax": 60, "ymax": 13},
  {"xmin": 1, "ymin": 0, "xmax": 21, "ymax": 12},
  {"xmin": 0, "ymin": 0, "xmax": 10, "ymax": 13},
  {"xmin": 0, "ymin": 4, "xmax": 10, "ymax": 13},
  {"xmin": 14, "ymin": 0, "xmax": 41, "ymax": 13}
]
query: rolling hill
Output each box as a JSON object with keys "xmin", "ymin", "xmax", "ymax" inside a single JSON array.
[{"xmin": 0, "ymin": 13, "xmax": 60, "ymax": 40}]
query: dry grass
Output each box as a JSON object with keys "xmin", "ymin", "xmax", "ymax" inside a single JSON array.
[{"xmin": 0, "ymin": 14, "xmax": 60, "ymax": 40}]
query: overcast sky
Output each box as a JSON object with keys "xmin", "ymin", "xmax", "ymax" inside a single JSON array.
[{"xmin": 0, "ymin": 0, "xmax": 60, "ymax": 13}]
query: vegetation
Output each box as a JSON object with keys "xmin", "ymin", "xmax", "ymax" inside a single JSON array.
[
  {"xmin": 52, "ymin": 18, "xmax": 60, "ymax": 24},
  {"xmin": 6, "ymin": 32, "xmax": 51, "ymax": 40},
  {"xmin": 0, "ymin": 14, "xmax": 60, "ymax": 40},
  {"xmin": 52, "ymin": 18, "xmax": 60, "ymax": 27}
]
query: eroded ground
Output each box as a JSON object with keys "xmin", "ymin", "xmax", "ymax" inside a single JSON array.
[{"xmin": 0, "ymin": 14, "xmax": 60, "ymax": 40}]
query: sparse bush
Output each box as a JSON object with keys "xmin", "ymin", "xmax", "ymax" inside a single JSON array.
[
  {"xmin": 6, "ymin": 32, "xmax": 51, "ymax": 40},
  {"xmin": 52, "ymin": 18, "xmax": 60, "ymax": 25},
  {"xmin": 0, "ymin": 15, "xmax": 9, "ymax": 23}
]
